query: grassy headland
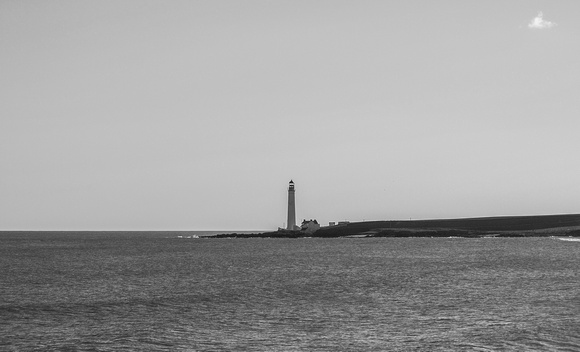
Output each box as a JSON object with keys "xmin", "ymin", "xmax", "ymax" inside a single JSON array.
[{"xmin": 213, "ymin": 214, "xmax": 580, "ymax": 238}]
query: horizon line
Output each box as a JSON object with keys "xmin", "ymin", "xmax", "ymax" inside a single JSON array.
[{"xmin": 3, "ymin": 212, "xmax": 579, "ymax": 232}]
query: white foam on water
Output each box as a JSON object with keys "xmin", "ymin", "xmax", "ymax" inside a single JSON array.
[{"xmin": 558, "ymin": 237, "xmax": 580, "ymax": 242}]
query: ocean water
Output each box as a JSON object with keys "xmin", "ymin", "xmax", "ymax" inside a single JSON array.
[{"xmin": 1, "ymin": 232, "xmax": 579, "ymax": 351}]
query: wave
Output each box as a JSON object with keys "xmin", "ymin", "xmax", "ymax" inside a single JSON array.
[{"xmin": 558, "ymin": 237, "xmax": 580, "ymax": 242}]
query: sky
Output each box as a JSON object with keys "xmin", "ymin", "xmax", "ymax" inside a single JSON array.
[{"xmin": 1, "ymin": 1, "xmax": 579, "ymax": 230}]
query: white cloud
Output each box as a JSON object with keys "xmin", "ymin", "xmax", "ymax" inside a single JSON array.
[{"xmin": 528, "ymin": 12, "xmax": 556, "ymax": 29}]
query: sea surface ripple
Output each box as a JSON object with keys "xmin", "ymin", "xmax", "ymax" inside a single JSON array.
[{"xmin": 1, "ymin": 232, "xmax": 579, "ymax": 351}]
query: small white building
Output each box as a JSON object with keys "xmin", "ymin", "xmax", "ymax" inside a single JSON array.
[{"xmin": 300, "ymin": 219, "xmax": 320, "ymax": 234}]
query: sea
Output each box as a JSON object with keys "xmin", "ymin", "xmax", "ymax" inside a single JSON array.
[{"xmin": 1, "ymin": 232, "xmax": 579, "ymax": 351}]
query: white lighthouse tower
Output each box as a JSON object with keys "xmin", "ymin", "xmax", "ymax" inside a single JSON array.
[{"xmin": 286, "ymin": 180, "xmax": 297, "ymax": 230}]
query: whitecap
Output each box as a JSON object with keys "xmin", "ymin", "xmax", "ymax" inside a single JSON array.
[{"xmin": 558, "ymin": 237, "xmax": 580, "ymax": 242}]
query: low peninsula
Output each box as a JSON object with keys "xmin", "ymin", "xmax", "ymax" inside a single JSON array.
[{"xmin": 213, "ymin": 214, "xmax": 580, "ymax": 238}]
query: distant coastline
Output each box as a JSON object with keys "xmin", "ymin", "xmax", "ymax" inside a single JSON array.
[{"xmin": 212, "ymin": 214, "xmax": 580, "ymax": 239}]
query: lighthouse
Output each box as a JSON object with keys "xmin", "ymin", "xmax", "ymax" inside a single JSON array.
[{"xmin": 286, "ymin": 180, "xmax": 297, "ymax": 230}]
